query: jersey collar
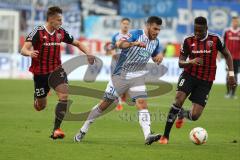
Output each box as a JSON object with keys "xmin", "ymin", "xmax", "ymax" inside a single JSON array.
[
  {"xmin": 43, "ymin": 25, "xmax": 55, "ymax": 35},
  {"xmin": 230, "ymin": 27, "xmax": 240, "ymax": 33}
]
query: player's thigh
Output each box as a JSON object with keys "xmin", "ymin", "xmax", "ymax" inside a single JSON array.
[
  {"xmin": 189, "ymin": 80, "xmax": 213, "ymax": 107},
  {"xmin": 104, "ymin": 76, "xmax": 129, "ymax": 100},
  {"xmin": 48, "ymin": 67, "xmax": 69, "ymax": 100}
]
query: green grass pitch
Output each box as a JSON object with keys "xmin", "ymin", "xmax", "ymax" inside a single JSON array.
[{"xmin": 0, "ymin": 79, "xmax": 239, "ymax": 160}]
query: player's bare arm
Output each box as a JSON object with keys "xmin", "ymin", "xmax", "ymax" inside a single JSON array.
[
  {"xmin": 178, "ymin": 55, "xmax": 203, "ymax": 68},
  {"xmin": 221, "ymin": 47, "xmax": 237, "ymax": 87},
  {"xmin": 152, "ymin": 53, "xmax": 163, "ymax": 65},
  {"xmin": 20, "ymin": 41, "xmax": 39, "ymax": 58},
  {"xmin": 117, "ymin": 40, "xmax": 146, "ymax": 49},
  {"xmin": 71, "ymin": 40, "xmax": 95, "ymax": 65}
]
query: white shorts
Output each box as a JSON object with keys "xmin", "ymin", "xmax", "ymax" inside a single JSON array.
[{"xmin": 104, "ymin": 75, "xmax": 147, "ymax": 102}]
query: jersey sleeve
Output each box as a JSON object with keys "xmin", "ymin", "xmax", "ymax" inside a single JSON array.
[
  {"xmin": 111, "ymin": 33, "xmax": 118, "ymax": 48},
  {"xmin": 222, "ymin": 29, "xmax": 227, "ymax": 43},
  {"xmin": 151, "ymin": 40, "xmax": 162, "ymax": 57},
  {"xmin": 127, "ymin": 30, "xmax": 142, "ymax": 42},
  {"xmin": 180, "ymin": 38, "xmax": 190, "ymax": 57},
  {"xmin": 62, "ymin": 28, "xmax": 74, "ymax": 44},
  {"xmin": 216, "ymin": 35, "xmax": 225, "ymax": 51},
  {"xmin": 25, "ymin": 27, "xmax": 40, "ymax": 46}
]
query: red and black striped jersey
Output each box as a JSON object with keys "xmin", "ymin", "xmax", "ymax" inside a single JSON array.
[
  {"xmin": 25, "ymin": 25, "xmax": 74, "ymax": 75},
  {"xmin": 223, "ymin": 27, "xmax": 240, "ymax": 60},
  {"xmin": 180, "ymin": 32, "xmax": 225, "ymax": 82}
]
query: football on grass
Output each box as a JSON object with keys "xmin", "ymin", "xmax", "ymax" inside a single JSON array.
[{"xmin": 189, "ymin": 127, "xmax": 208, "ymax": 145}]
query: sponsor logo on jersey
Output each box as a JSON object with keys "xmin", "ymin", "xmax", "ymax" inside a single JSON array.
[{"xmin": 192, "ymin": 50, "xmax": 211, "ymax": 54}]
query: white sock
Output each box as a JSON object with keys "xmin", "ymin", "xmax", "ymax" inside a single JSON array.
[
  {"xmin": 138, "ymin": 109, "xmax": 151, "ymax": 140},
  {"xmin": 80, "ymin": 104, "xmax": 102, "ymax": 133},
  {"xmin": 118, "ymin": 97, "xmax": 122, "ymax": 104}
]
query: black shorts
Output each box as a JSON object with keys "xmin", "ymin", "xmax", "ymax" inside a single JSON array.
[
  {"xmin": 176, "ymin": 72, "xmax": 213, "ymax": 107},
  {"xmin": 33, "ymin": 67, "xmax": 68, "ymax": 98}
]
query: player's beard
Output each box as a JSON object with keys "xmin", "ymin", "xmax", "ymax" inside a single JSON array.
[
  {"xmin": 194, "ymin": 34, "xmax": 205, "ymax": 40},
  {"xmin": 150, "ymin": 34, "xmax": 157, "ymax": 40}
]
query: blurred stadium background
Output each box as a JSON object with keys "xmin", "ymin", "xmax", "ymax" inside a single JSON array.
[{"xmin": 0, "ymin": 0, "xmax": 239, "ymax": 83}]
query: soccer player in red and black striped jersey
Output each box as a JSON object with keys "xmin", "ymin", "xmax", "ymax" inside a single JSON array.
[
  {"xmin": 21, "ymin": 6, "xmax": 95, "ymax": 139},
  {"xmin": 223, "ymin": 16, "xmax": 240, "ymax": 99},
  {"xmin": 159, "ymin": 16, "xmax": 236, "ymax": 144}
]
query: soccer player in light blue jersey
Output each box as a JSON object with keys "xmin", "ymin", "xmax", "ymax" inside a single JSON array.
[{"xmin": 74, "ymin": 16, "xmax": 164, "ymax": 145}]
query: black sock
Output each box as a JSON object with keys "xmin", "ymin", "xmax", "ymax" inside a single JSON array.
[
  {"xmin": 163, "ymin": 104, "xmax": 181, "ymax": 139},
  {"xmin": 53, "ymin": 100, "xmax": 68, "ymax": 131},
  {"xmin": 231, "ymin": 86, "xmax": 237, "ymax": 97},
  {"xmin": 226, "ymin": 78, "xmax": 230, "ymax": 95}
]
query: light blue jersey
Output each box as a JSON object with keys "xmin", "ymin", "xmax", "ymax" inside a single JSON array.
[{"xmin": 113, "ymin": 29, "xmax": 162, "ymax": 77}]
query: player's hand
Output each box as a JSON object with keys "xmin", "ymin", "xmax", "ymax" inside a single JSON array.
[
  {"xmin": 29, "ymin": 50, "xmax": 39, "ymax": 58},
  {"xmin": 190, "ymin": 57, "xmax": 203, "ymax": 65},
  {"xmin": 152, "ymin": 54, "xmax": 163, "ymax": 65},
  {"xmin": 133, "ymin": 41, "xmax": 146, "ymax": 48},
  {"xmin": 87, "ymin": 55, "xmax": 95, "ymax": 65},
  {"xmin": 228, "ymin": 75, "xmax": 237, "ymax": 89}
]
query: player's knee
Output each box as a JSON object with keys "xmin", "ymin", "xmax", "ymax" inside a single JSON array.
[
  {"xmin": 175, "ymin": 97, "xmax": 184, "ymax": 107},
  {"xmin": 34, "ymin": 100, "xmax": 46, "ymax": 111},
  {"xmin": 34, "ymin": 104, "xmax": 46, "ymax": 111},
  {"xmin": 174, "ymin": 100, "xmax": 183, "ymax": 108},
  {"xmin": 58, "ymin": 94, "xmax": 68, "ymax": 101},
  {"xmin": 191, "ymin": 114, "xmax": 200, "ymax": 121},
  {"xmin": 136, "ymin": 99, "xmax": 147, "ymax": 109},
  {"xmin": 98, "ymin": 99, "xmax": 113, "ymax": 111}
]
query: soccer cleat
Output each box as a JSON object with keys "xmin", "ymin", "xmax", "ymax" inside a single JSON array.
[
  {"xmin": 50, "ymin": 128, "xmax": 65, "ymax": 139},
  {"xmin": 175, "ymin": 118, "xmax": 185, "ymax": 129},
  {"xmin": 231, "ymin": 95, "xmax": 238, "ymax": 99},
  {"xmin": 224, "ymin": 94, "xmax": 230, "ymax": 99},
  {"xmin": 159, "ymin": 136, "xmax": 168, "ymax": 144},
  {"xmin": 116, "ymin": 104, "xmax": 123, "ymax": 111},
  {"xmin": 176, "ymin": 108, "xmax": 185, "ymax": 128},
  {"xmin": 74, "ymin": 131, "xmax": 86, "ymax": 142},
  {"xmin": 145, "ymin": 134, "xmax": 161, "ymax": 145}
]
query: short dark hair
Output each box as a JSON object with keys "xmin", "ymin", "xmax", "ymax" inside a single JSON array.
[
  {"xmin": 146, "ymin": 16, "xmax": 162, "ymax": 25},
  {"xmin": 47, "ymin": 6, "xmax": 62, "ymax": 20},
  {"xmin": 232, "ymin": 16, "xmax": 238, "ymax": 20},
  {"xmin": 121, "ymin": 17, "xmax": 131, "ymax": 23},
  {"xmin": 194, "ymin": 16, "xmax": 207, "ymax": 25}
]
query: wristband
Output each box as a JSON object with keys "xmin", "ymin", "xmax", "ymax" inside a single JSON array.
[{"xmin": 229, "ymin": 71, "xmax": 234, "ymax": 77}]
